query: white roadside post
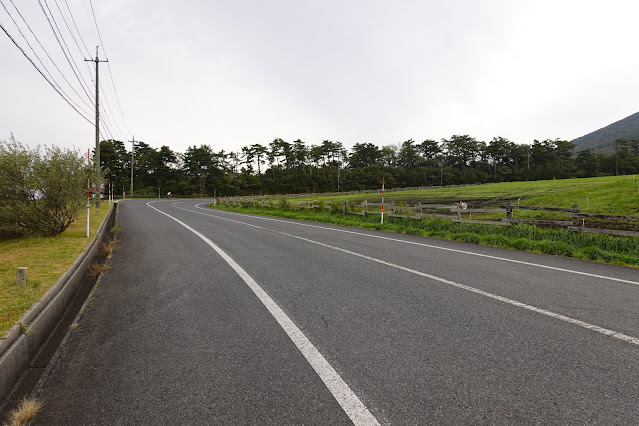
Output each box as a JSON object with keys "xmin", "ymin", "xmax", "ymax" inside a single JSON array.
[
  {"xmin": 381, "ymin": 177, "xmax": 385, "ymax": 224},
  {"xmin": 86, "ymin": 178, "xmax": 90, "ymax": 238}
]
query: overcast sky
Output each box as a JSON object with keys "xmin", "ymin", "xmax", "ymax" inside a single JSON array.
[{"xmin": 1, "ymin": 0, "xmax": 638, "ymax": 155}]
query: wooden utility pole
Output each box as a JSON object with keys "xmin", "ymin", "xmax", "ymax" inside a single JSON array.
[
  {"xmin": 85, "ymin": 46, "xmax": 108, "ymax": 208},
  {"xmin": 129, "ymin": 136, "xmax": 137, "ymax": 198}
]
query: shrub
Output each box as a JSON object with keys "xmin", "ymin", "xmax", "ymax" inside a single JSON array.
[
  {"xmin": 0, "ymin": 137, "xmax": 90, "ymax": 237},
  {"xmin": 278, "ymin": 198, "xmax": 290, "ymax": 210}
]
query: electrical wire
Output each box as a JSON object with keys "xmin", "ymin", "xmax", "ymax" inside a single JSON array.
[
  {"xmin": 62, "ymin": 0, "xmax": 90, "ymax": 57},
  {"xmin": 99, "ymin": 80, "xmax": 127, "ymax": 140},
  {"xmin": 0, "ymin": 19, "xmax": 93, "ymax": 125},
  {"xmin": 53, "ymin": 0, "xmax": 88, "ymax": 61},
  {"xmin": 3, "ymin": 0, "xmax": 94, "ymax": 114},
  {"xmin": 2, "ymin": 0, "xmax": 132, "ymax": 142},
  {"xmin": 88, "ymin": 0, "xmax": 131, "ymax": 138},
  {"xmin": 38, "ymin": 0, "xmax": 94, "ymax": 103}
]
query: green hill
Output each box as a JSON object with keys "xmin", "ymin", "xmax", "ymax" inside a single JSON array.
[{"xmin": 571, "ymin": 111, "xmax": 639, "ymax": 153}]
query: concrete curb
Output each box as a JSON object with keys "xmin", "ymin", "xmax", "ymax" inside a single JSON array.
[{"xmin": 0, "ymin": 203, "xmax": 117, "ymax": 405}]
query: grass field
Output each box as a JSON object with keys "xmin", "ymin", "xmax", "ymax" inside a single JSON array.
[
  {"xmin": 302, "ymin": 176, "xmax": 639, "ymax": 215},
  {"xmin": 0, "ymin": 203, "xmax": 111, "ymax": 337},
  {"xmin": 214, "ymin": 176, "xmax": 639, "ymax": 267}
]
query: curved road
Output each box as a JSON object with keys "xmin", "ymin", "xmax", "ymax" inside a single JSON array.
[{"xmin": 34, "ymin": 199, "xmax": 639, "ymax": 424}]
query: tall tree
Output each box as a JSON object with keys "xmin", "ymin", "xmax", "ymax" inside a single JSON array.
[
  {"xmin": 183, "ymin": 145, "xmax": 214, "ymax": 196},
  {"xmin": 397, "ymin": 139, "xmax": 420, "ymax": 169},
  {"xmin": 349, "ymin": 143, "xmax": 382, "ymax": 168},
  {"xmin": 419, "ymin": 139, "xmax": 441, "ymax": 161},
  {"xmin": 292, "ymin": 139, "xmax": 308, "ymax": 172},
  {"xmin": 486, "ymin": 136, "xmax": 514, "ymax": 175},
  {"xmin": 251, "ymin": 144, "xmax": 268, "ymax": 175},
  {"xmin": 99, "ymin": 139, "xmax": 128, "ymax": 191},
  {"xmin": 442, "ymin": 135, "xmax": 480, "ymax": 170}
]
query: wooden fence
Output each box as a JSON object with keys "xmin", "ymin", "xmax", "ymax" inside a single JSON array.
[{"xmin": 219, "ymin": 198, "xmax": 639, "ymax": 238}]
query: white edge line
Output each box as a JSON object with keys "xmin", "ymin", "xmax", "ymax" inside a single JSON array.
[
  {"xmin": 146, "ymin": 201, "xmax": 379, "ymax": 426},
  {"xmin": 170, "ymin": 201, "xmax": 639, "ymax": 347},
  {"xmin": 190, "ymin": 202, "xmax": 639, "ymax": 287}
]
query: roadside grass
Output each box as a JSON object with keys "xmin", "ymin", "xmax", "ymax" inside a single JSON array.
[
  {"xmin": 211, "ymin": 201, "xmax": 639, "ymax": 268},
  {"xmin": 0, "ymin": 203, "xmax": 111, "ymax": 337},
  {"xmin": 5, "ymin": 398, "xmax": 42, "ymax": 426}
]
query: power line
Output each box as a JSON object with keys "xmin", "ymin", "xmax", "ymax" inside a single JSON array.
[
  {"xmin": 88, "ymin": 0, "xmax": 131, "ymax": 138},
  {"xmin": 0, "ymin": 19, "xmax": 93, "ymax": 125},
  {"xmin": 38, "ymin": 0, "xmax": 94, "ymax": 104},
  {"xmin": 62, "ymin": 0, "xmax": 91, "ymax": 57},
  {"xmin": 2, "ymin": 0, "xmax": 94, "ymax": 115},
  {"xmin": 52, "ymin": 0, "xmax": 89, "ymax": 60},
  {"xmin": 104, "ymin": 63, "xmax": 132, "ymax": 138},
  {"xmin": 99, "ymin": 80, "xmax": 127, "ymax": 140},
  {"xmin": 2, "ymin": 0, "xmax": 132, "ymax": 143},
  {"xmin": 88, "ymin": 0, "xmax": 105, "ymax": 58}
]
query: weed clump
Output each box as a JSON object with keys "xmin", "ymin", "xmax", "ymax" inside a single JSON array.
[
  {"xmin": 7, "ymin": 398, "xmax": 42, "ymax": 426},
  {"xmin": 89, "ymin": 263, "xmax": 111, "ymax": 279}
]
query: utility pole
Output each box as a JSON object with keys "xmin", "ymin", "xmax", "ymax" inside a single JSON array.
[
  {"xmin": 85, "ymin": 46, "xmax": 108, "ymax": 208},
  {"xmin": 129, "ymin": 136, "xmax": 140, "ymax": 198}
]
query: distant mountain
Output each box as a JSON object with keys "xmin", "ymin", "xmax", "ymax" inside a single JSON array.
[{"xmin": 571, "ymin": 111, "xmax": 639, "ymax": 153}]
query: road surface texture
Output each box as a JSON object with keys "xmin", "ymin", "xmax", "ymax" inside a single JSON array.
[{"xmin": 33, "ymin": 199, "xmax": 639, "ymax": 424}]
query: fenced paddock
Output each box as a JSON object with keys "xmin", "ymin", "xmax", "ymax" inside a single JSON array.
[{"xmin": 219, "ymin": 198, "xmax": 639, "ymax": 238}]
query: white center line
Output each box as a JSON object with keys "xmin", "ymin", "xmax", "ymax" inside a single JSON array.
[
  {"xmin": 171, "ymin": 201, "xmax": 639, "ymax": 347},
  {"xmin": 147, "ymin": 201, "xmax": 379, "ymax": 426}
]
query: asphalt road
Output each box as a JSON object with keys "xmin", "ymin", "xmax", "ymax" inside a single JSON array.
[{"xmin": 33, "ymin": 199, "xmax": 639, "ymax": 424}]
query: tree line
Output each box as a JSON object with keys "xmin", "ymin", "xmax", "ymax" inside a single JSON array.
[
  {"xmin": 4, "ymin": 134, "xmax": 635, "ymax": 238},
  {"xmin": 101, "ymin": 136, "xmax": 639, "ymax": 197}
]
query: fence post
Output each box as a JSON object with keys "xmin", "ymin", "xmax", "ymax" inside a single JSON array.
[{"xmin": 16, "ymin": 267, "xmax": 27, "ymax": 285}]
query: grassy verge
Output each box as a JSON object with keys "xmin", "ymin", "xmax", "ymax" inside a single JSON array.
[
  {"xmin": 0, "ymin": 203, "xmax": 111, "ymax": 337},
  {"xmin": 211, "ymin": 203, "xmax": 639, "ymax": 268}
]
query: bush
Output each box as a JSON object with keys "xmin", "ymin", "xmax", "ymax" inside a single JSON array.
[
  {"xmin": 278, "ymin": 198, "xmax": 290, "ymax": 210},
  {"xmin": 0, "ymin": 137, "xmax": 90, "ymax": 237}
]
